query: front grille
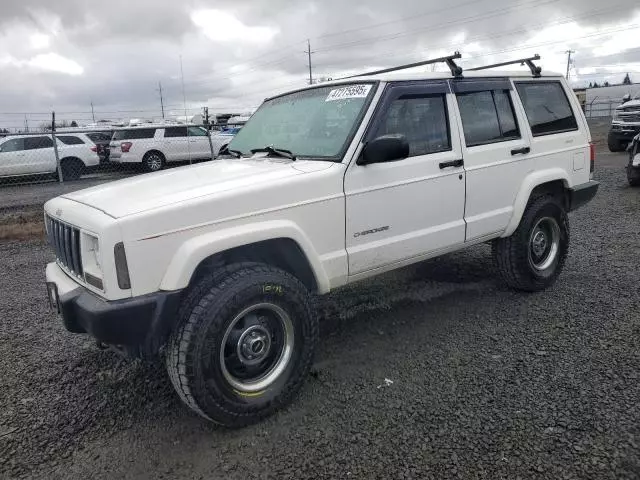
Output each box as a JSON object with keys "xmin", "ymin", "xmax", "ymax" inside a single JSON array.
[
  {"xmin": 45, "ymin": 215, "xmax": 83, "ymax": 277},
  {"xmin": 620, "ymin": 113, "xmax": 640, "ymax": 123}
]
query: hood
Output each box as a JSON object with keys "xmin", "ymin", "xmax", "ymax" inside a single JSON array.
[
  {"xmin": 617, "ymin": 99, "xmax": 640, "ymax": 110},
  {"xmin": 63, "ymin": 158, "xmax": 328, "ymax": 218}
]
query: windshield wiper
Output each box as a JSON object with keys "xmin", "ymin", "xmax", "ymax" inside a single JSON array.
[
  {"xmin": 219, "ymin": 145, "xmax": 243, "ymax": 158},
  {"xmin": 250, "ymin": 146, "xmax": 297, "ymax": 161}
]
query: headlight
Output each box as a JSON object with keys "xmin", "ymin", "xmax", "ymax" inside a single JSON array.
[
  {"xmin": 81, "ymin": 233, "xmax": 103, "ymax": 290},
  {"xmin": 613, "ymin": 110, "xmax": 622, "ymax": 122}
]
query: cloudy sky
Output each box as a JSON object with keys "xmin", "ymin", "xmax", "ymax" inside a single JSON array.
[{"xmin": 0, "ymin": 0, "xmax": 639, "ymax": 129}]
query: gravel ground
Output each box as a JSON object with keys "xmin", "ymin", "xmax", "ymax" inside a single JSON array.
[{"xmin": 1, "ymin": 147, "xmax": 639, "ymax": 480}]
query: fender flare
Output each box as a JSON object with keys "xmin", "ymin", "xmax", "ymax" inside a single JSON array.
[
  {"xmin": 502, "ymin": 168, "xmax": 571, "ymax": 237},
  {"xmin": 159, "ymin": 220, "xmax": 331, "ymax": 293}
]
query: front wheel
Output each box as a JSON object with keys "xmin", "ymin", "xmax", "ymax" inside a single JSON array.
[
  {"xmin": 166, "ymin": 264, "xmax": 318, "ymax": 427},
  {"xmin": 492, "ymin": 196, "xmax": 569, "ymax": 292}
]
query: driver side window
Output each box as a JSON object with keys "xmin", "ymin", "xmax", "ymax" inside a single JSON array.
[{"xmin": 374, "ymin": 94, "xmax": 451, "ymax": 157}]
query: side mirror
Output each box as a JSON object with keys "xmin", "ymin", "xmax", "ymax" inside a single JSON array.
[
  {"xmin": 358, "ymin": 134, "xmax": 410, "ymax": 166},
  {"xmin": 622, "ymin": 94, "xmax": 631, "ymax": 104}
]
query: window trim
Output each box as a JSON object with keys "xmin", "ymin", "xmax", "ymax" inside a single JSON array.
[
  {"xmin": 513, "ymin": 80, "xmax": 579, "ymax": 137},
  {"xmin": 363, "ymin": 81, "xmax": 453, "ymax": 158},
  {"xmin": 456, "ymin": 89, "xmax": 522, "ymax": 148}
]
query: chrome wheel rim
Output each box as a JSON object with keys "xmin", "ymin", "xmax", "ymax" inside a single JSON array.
[
  {"xmin": 147, "ymin": 155, "xmax": 162, "ymax": 171},
  {"xmin": 528, "ymin": 217, "xmax": 561, "ymax": 271},
  {"xmin": 220, "ymin": 303, "xmax": 294, "ymax": 393}
]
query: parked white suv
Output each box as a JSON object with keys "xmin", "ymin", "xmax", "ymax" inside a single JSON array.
[
  {"xmin": 44, "ymin": 54, "xmax": 598, "ymax": 426},
  {"xmin": 0, "ymin": 133, "xmax": 99, "ymax": 180},
  {"xmin": 109, "ymin": 125, "xmax": 212, "ymax": 172}
]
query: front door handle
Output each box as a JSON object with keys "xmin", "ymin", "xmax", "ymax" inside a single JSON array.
[
  {"xmin": 439, "ymin": 159, "xmax": 464, "ymax": 169},
  {"xmin": 511, "ymin": 146, "xmax": 531, "ymax": 156}
]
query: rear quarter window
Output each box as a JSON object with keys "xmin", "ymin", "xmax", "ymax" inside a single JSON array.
[
  {"xmin": 113, "ymin": 128, "xmax": 156, "ymax": 140},
  {"xmin": 57, "ymin": 135, "xmax": 85, "ymax": 145},
  {"xmin": 514, "ymin": 81, "xmax": 579, "ymax": 136}
]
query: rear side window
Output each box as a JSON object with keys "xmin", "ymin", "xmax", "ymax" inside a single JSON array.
[
  {"xmin": 86, "ymin": 132, "xmax": 112, "ymax": 143},
  {"xmin": 24, "ymin": 136, "xmax": 54, "ymax": 150},
  {"xmin": 374, "ymin": 94, "xmax": 450, "ymax": 156},
  {"xmin": 57, "ymin": 135, "xmax": 85, "ymax": 145},
  {"xmin": 112, "ymin": 129, "xmax": 156, "ymax": 140},
  {"xmin": 514, "ymin": 81, "xmax": 578, "ymax": 136},
  {"xmin": 0, "ymin": 138, "xmax": 24, "ymax": 152},
  {"xmin": 164, "ymin": 127, "xmax": 188, "ymax": 138},
  {"xmin": 457, "ymin": 90, "xmax": 521, "ymax": 146}
]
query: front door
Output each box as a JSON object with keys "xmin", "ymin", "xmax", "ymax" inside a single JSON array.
[
  {"xmin": 186, "ymin": 126, "xmax": 212, "ymax": 159},
  {"xmin": 23, "ymin": 136, "xmax": 56, "ymax": 174},
  {"xmin": 344, "ymin": 81, "xmax": 466, "ymax": 276},
  {"xmin": 0, "ymin": 138, "xmax": 26, "ymax": 176}
]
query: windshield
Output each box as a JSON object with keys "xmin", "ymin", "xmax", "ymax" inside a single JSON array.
[{"xmin": 228, "ymin": 83, "xmax": 376, "ymax": 159}]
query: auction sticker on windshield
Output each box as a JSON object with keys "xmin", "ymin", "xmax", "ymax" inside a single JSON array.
[{"xmin": 326, "ymin": 84, "xmax": 372, "ymax": 102}]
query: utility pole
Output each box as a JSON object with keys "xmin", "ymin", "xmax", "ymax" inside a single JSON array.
[
  {"xmin": 306, "ymin": 39, "xmax": 314, "ymax": 85},
  {"xmin": 90, "ymin": 101, "xmax": 95, "ymax": 123},
  {"xmin": 24, "ymin": 115, "xmax": 29, "ymax": 133},
  {"xmin": 157, "ymin": 82, "xmax": 165, "ymax": 119},
  {"xmin": 565, "ymin": 50, "xmax": 575, "ymax": 80}
]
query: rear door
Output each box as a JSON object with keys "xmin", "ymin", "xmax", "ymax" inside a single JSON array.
[
  {"xmin": 0, "ymin": 138, "xmax": 25, "ymax": 176},
  {"xmin": 163, "ymin": 127, "xmax": 190, "ymax": 162},
  {"xmin": 451, "ymin": 78, "xmax": 533, "ymax": 241},
  {"xmin": 23, "ymin": 136, "xmax": 56, "ymax": 173},
  {"xmin": 344, "ymin": 81, "xmax": 467, "ymax": 275}
]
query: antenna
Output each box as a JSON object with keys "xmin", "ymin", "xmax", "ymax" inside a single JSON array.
[
  {"xmin": 338, "ymin": 52, "xmax": 463, "ymax": 79},
  {"xmin": 468, "ymin": 54, "xmax": 542, "ymax": 77}
]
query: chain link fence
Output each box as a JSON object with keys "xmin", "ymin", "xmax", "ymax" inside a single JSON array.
[
  {"xmin": 585, "ymin": 99, "xmax": 621, "ymax": 120},
  {"xmin": 0, "ymin": 112, "xmax": 246, "ymax": 238}
]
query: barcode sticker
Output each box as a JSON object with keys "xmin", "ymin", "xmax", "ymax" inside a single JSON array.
[{"xmin": 326, "ymin": 84, "xmax": 372, "ymax": 102}]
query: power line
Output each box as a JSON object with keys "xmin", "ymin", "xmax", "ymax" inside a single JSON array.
[{"xmin": 314, "ymin": 0, "xmax": 559, "ymax": 53}]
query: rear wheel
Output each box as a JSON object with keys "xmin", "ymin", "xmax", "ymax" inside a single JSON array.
[
  {"xmin": 166, "ymin": 264, "xmax": 318, "ymax": 427},
  {"xmin": 493, "ymin": 196, "xmax": 569, "ymax": 292},
  {"xmin": 143, "ymin": 151, "xmax": 165, "ymax": 172},
  {"xmin": 60, "ymin": 158, "xmax": 84, "ymax": 181}
]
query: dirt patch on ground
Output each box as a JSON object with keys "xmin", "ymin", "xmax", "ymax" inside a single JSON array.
[{"xmin": 0, "ymin": 209, "xmax": 44, "ymax": 241}]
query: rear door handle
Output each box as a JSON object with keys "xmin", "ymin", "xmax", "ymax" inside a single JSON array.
[
  {"xmin": 439, "ymin": 159, "xmax": 464, "ymax": 169},
  {"xmin": 511, "ymin": 147, "xmax": 531, "ymax": 156}
]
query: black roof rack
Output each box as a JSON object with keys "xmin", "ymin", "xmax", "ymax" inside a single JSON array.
[
  {"xmin": 468, "ymin": 54, "xmax": 542, "ymax": 77},
  {"xmin": 338, "ymin": 52, "xmax": 463, "ymax": 80}
]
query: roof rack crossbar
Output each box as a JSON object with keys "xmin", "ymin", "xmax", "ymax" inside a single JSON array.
[
  {"xmin": 338, "ymin": 52, "xmax": 463, "ymax": 80},
  {"xmin": 468, "ymin": 54, "xmax": 542, "ymax": 77}
]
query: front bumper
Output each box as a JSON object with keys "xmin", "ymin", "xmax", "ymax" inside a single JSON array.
[
  {"xmin": 568, "ymin": 181, "xmax": 599, "ymax": 212},
  {"xmin": 46, "ymin": 262, "xmax": 182, "ymax": 357},
  {"xmin": 609, "ymin": 124, "xmax": 640, "ymax": 142}
]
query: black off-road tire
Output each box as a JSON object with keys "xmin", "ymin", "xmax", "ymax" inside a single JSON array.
[
  {"xmin": 627, "ymin": 164, "xmax": 640, "ymax": 187},
  {"xmin": 60, "ymin": 157, "xmax": 84, "ymax": 181},
  {"xmin": 492, "ymin": 196, "xmax": 569, "ymax": 292},
  {"xmin": 143, "ymin": 151, "xmax": 165, "ymax": 172},
  {"xmin": 607, "ymin": 134, "xmax": 625, "ymax": 153},
  {"xmin": 165, "ymin": 263, "xmax": 318, "ymax": 427}
]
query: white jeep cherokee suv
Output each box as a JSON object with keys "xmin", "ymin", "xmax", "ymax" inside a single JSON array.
[
  {"xmin": 109, "ymin": 125, "xmax": 212, "ymax": 172},
  {"xmin": 44, "ymin": 55, "xmax": 598, "ymax": 426}
]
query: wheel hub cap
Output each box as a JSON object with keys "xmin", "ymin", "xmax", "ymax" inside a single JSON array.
[
  {"xmin": 532, "ymin": 230, "xmax": 547, "ymax": 257},
  {"xmin": 237, "ymin": 325, "xmax": 271, "ymax": 365}
]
